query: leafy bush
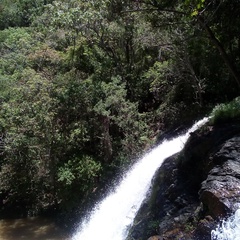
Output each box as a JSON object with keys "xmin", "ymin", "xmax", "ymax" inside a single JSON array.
[
  {"xmin": 209, "ymin": 97, "xmax": 240, "ymax": 125},
  {"xmin": 57, "ymin": 155, "xmax": 102, "ymax": 188}
]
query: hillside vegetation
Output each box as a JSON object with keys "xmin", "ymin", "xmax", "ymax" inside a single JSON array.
[{"xmin": 0, "ymin": 0, "xmax": 239, "ymax": 217}]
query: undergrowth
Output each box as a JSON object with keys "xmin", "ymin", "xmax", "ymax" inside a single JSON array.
[{"xmin": 209, "ymin": 97, "xmax": 240, "ymax": 125}]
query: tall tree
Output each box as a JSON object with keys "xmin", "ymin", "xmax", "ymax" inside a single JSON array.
[{"xmin": 133, "ymin": 0, "xmax": 240, "ymax": 90}]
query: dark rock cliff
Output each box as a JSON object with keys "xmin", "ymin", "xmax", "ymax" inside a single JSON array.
[{"xmin": 127, "ymin": 122, "xmax": 240, "ymax": 240}]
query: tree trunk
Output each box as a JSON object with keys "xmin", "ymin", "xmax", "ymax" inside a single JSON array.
[
  {"xmin": 184, "ymin": 55, "xmax": 204, "ymax": 107},
  {"xmin": 101, "ymin": 115, "xmax": 112, "ymax": 163}
]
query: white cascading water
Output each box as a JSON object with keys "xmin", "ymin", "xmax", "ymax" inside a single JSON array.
[
  {"xmin": 211, "ymin": 209, "xmax": 240, "ymax": 240},
  {"xmin": 71, "ymin": 117, "xmax": 209, "ymax": 240}
]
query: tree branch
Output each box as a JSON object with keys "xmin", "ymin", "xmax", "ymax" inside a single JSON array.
[{"xmin": 122, "ymin": 8, "xmax": 186, "ymax": 15}]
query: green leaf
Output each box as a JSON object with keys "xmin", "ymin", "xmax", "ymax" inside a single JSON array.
[{"xmin": 191, "ymin": 9, "xmax": 198, "ymax": 17}]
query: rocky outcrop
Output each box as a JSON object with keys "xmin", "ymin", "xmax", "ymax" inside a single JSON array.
[
  {"xmin": 200, "ymin": 136, "xmax": 240, "ymax": 218},
  {"xmin": 127, "ymin": 122, "xmax": 240, "ymax": 240}
]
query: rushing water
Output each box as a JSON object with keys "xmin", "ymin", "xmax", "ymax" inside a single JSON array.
[
  {"xmin": 211, "ymin": 209, "xmax": 240, "ymax": 240},
  {"xmin": 72, "ymin": 117, "xmax": 209, "ymax": 240}
]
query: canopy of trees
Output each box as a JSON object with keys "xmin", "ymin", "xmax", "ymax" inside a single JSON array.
[{"xmin": 0, "ymin": 0, "xmax": 239, "ymax": 218}]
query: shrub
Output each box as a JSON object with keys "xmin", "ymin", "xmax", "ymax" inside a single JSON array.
[{"xmin": 209, "ymin": 97, "xmax": 240, "ymax": 125}]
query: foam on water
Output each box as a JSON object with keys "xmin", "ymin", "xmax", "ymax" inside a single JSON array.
[{"xmin": 212, "ymin": 209, "xmax": 240, "ymax": 240}]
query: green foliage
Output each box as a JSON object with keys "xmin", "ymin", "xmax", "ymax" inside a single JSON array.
[
  {"xmin": 210, "ymin": 97, "xmax": 240, "ymax": 125},
  {"xmin": 184, "ymin": 0, "xmax": 206, "ymax": 16},
  {"xmin": 184, "ymin": 222, "xmax": 195, "ymax": 232},
  {"xmin": 0, "ymin": 27, "xmax": 41, "ymax": 105},
  {"xmin": 145, "ymin": 61, "xmax": 173, "ymax": 103},
  {"xmin": 94, "ymin": 76, "xmax": 152, "ymax": 159},
  {"xmin": 147, "ymin": 220, "xmax": 159, "ymax": 235},
  {"xmin": 0, "ymin": 0, "xmax": 53, "ymax": 29},
  {"xmin": 58, "ymin": 155, "xmax": 102, "ymax": 187},
  {"xmin": 0, "ymin": 0, "xmax": 239, "ymax": 218},
  {"xmin": 1, "ymin": 72, "xmax": 52, "ymax": 208}
]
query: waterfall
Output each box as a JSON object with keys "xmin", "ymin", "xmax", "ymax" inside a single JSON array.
[
  {"xmin": 71, "ymin": 117, "xmax": 209, "ymax": 240},
  {"xmin": 211, "ymin": 209, "xmax": 240, "ymax": 240}
]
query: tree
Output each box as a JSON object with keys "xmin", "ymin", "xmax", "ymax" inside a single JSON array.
[
  {"xmin": 2, "ymin": 0, "xmax": 238, "ymax": 218},
  {"xmin": 0, "ymin": 68, "xmax": 60, "ymax": 214},
  {"xmin": 138, "ymin": 0, "xmax": 240, "ymax": 90},
  {"xmin": 0, "ymin": 0, "xmax": 54, "ymax": 29}
]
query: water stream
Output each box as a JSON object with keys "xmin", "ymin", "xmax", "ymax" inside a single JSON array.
[
  {"xmin": 71, "ymin": 117, "xmax": 209, "ymax": 240},
  {"xmin": 211, "ymin": 209, "xmax": 240, "ymax": 240}
]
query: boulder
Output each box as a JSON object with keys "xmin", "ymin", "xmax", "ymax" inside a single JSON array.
[
  {"xmin": 147, "ymin": 236, "xmax": 162, "ymax": 240},
  {"xmin": 179, "ymin": 124, "xmax": 240, "ymax": 191},
  {"xmin": 199, "ymin": 136, "xmax": 240, "ymax": 218}
]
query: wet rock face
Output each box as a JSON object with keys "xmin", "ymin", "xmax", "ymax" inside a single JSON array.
[
  {"xmin": 200, "ymin": 136, "xmax": 240, "ymax": 218},
  {"xmin": 180, "ymin": 124, "xmax": 240, "ymax": 191},
  {"xmin": 147, "ymin": 236, "xmax": 162, "ymax": 240},
  {"xmin": 128, "ymin": 124, "xmax": 240, "ymax": 240},
  {"xmin": 193, "ymin": 215, "xmax": 215, "ymax": 240},
  {"xmin": 127, "ymin": 153, "xmax": 201, "ymax": 240}
]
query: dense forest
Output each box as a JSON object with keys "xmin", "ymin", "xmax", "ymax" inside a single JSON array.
[{"xmin": 0, "ymin": 0, "xmax": 239, "ymax": 219}]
